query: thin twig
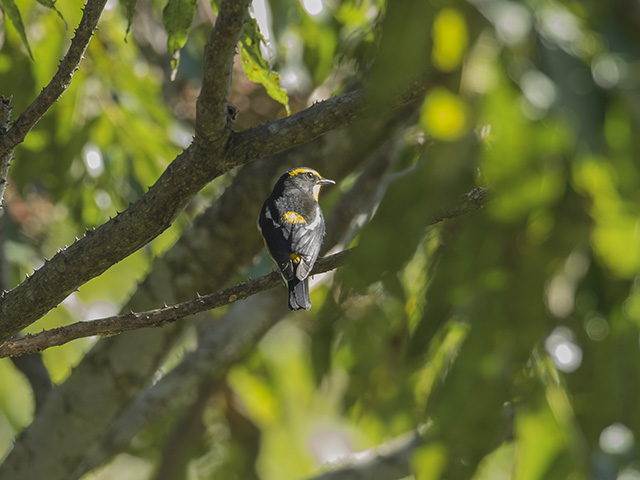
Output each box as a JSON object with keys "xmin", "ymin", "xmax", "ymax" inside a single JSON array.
[
  {"xmin": 0, "ymin": 0, "xmax": 108, "ymax": 158},
  {"xmin": 432, "ymin": 186, "xmax": 490, "ymax": 223}
]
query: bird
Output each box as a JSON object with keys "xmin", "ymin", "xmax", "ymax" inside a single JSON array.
[{"xmin": 258, "ymin": 167, "xmax": 335, "ymax": 310}]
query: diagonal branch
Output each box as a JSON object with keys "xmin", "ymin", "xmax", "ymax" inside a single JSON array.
[
  {"xmin": 0, "ymin": 78, "xmax": 436, "ymax": 345},
  {"xmin": 0, "ymin": 0, "xmax": 250, "ymax": 344},
  {"xmin": 0, "ymin": 0, "xmax": 108, "ymax": 158},
  {"xmin": 0, "ymin": 186, "xmax": 491, "ymax": 358},
  {"xmin": 432, "ymin": 186, "xmax": 490, "ymax": 223},
  {"xmin": 67, "ymin": 114, "xmax": 415, "ymax": 480},
  {"xmin": 226, "ymin": 73, "xmax": 443, "ymax": 164},
  {"xmin": 0, "ymin": 76, "xmax": 431, "ymax": 480},
  {"xmin": 303, "ymin": 428, "xmax": 429, "ymax": 480},
  {"xmin": 0, "ymin": 250, "xmax": 351, "ymax": 358},
  {"xmin": 195, "ymin": 0, "xmax": 250, "ymax": 146},
  {"xmin": 227, "ymin": 90, "xmax": 365, "ymax": 162}
]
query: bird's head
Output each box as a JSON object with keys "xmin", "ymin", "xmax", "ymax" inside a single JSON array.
[{"xmin": 278, "ymin": 167, "xmax": 335, "ymax": 201}]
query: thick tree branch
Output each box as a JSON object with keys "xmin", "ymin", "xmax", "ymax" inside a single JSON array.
[
  {"xmin": 0, "ymin": 0, "xmax": 250, "ymax": 344},
  {"xmin": 68, "ymin": 180, "xmax": 485, "ymax": 479},
  {"xmin": 0, "ymin": 96, "xmax": 13, "ymax": 207},
  {"xmin": 0, "ymin": 144, "xmax": 54, "ymax": 410},
  {"xmin": 227, "ymin": 74, "xmax": 440, "ymax": 164},
  {"xmin": 0, "ymin": 146, "xmax": 200, "ymax": 343},
  {"xmin": 74, "ymin": 292, "xmax": 285, "ymax": 479},
  {"xmin": 0, "ymin": 111, "xmax": 408, "ymax": 480},
  {"xmin": 227, "ymin": 90, "xmax": 364, "ymax": 163},
  {"xmin": 67, "ymin": 119, "xmax": 419, "ymax": 480},
  {"xmin": 0, "ymin": 250, "xmax": 351, "ymax": 358},
  {"xmin": 195, "ymin": 0, "xmax": 249, "ymax": 146},
  {"xmin": 0, "ymin": 73, "xmax": 438, "ymax": 345},
  {"xmin": 9, "ymin": 353, "xmax": 53, "ymax": 413},
  {"xmin": 151, "ymin": 379, "xmax": 219, "ymax": 480},
  {"xmin": 0, "ymin": 0, "xmax": 107, "ymax": 158}
]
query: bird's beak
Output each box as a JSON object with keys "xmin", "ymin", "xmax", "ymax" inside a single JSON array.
[
  {"xmin": 312, "ymin": 177, "xmax": 334, "ymax": 201},
  {"xmin": 317, "ymin": 178, "xmax": 335, "ymax": 186}
]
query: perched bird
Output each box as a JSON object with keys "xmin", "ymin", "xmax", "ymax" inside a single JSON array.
[{"xmin": 258, "ymin": 167, "xmax": 335, "ymax": 310}]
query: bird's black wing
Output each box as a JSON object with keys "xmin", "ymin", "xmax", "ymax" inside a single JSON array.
[
  {"xmin": 259, "ymin": 200, "xmax": 298, "ymax": 281},
  {"xmin": 259, "ymin": 200, "xmax": 325, "ymax": 282},
  {"xmin": 289, "ymin": 208, "xmax": 325, "ymax": 280}
]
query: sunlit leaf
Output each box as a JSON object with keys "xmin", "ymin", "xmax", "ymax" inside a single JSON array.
[
  {"xmin": 432, "ymin": 8, "xmax": 468, "ymax": 72},
  {"xmin": 121, "ymin": 0, "xmax": 137, "ymax": 37},
  {"xmin": 573, "ymin": 156, "xmax": 640, "ymax": 278},
  {"xmin": 413, "ymin": 319, "xmax": 470, "ymax": 410},
  {"xmin": 35, "ymin": 0, "xmax": 66, "ymax": 27},
  {"xmin": 473, "ymin": 443, "xmax": 515, "ymax": 480},
  {"xmin": 0, "ymin": 361, "xmax": 33, "ymax": 430},
  {"xmin": 239, "ymin": 15, "xmax": 289, "ymax": 113},
  {"xmin": 162, "ymin": 0, "xmax": 197, "ymax": 79},
  {"xmin": 0, "ymin": 0, "xmax": 33, "ymax": 59},
  {"xmin": 411, "ymin": 443, "xmax": 448, "ymax": 480},
  {"xmin": 228, "ymin": 366, "xmax": 280, "ymax": 426},
  {"xmin": 515, "ymin": 408, "xmax": 566, "ymax": 480},
  {"xmin": 421, "ymin": 87, "xmax": 470, "ymax": 141}
]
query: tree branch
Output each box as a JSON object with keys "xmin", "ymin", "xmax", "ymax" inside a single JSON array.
[
  {"xmin": 0, "ymin": 71, "xmax": 439, "ymax": 345},
  {"xmin": 0, "ymin": 136, "xmax": 54, "ymax": 409},
  {"xmin": 195, "ymin": 0, "xmax": 249, "ymax": 146},
  {"xmin": 227, "ymin": 90, "xmax": 364, "ymax": 163},
  {"xmin": 0, "ymin": 0, "xmax": 108, "ymax": 158},
  {"xmin": 432, "ymin": 186, "xmax": 490, "ymax": 223},
  {"xmin": 73, "ymin": 291, "xmax": 285, "ymax": 479},
  {"xmin": 0, "ymin": 0, "xmax": 249, "ymax": 344},
  {"xmin": 0, "ymin": 250, "xmax": 352, "ymax": 358},
  {"xmin": 0, "ymin": 96, "xmax": 13, "ymax": 207},
  {"xmin": 0, "ymin": 107, "xmax": 422, "ymax": 480},
  {"xmin": 67, "ymin": 123, "xmax": 419, "ymax": 480},
  {"xmin": 226, "ymin": 74, "xmax": 441, "ymax": 165},
  {"xmin": 303, "ymin": 428, "xmax": 428, "ymax": 480},
  {"xmin": 28, "ymin": 179, "xmax": 486, "ymax": 477},
  {"xmin": 0, "ymin": 185, "xmax": 490, "ymax": 358},
  {"xmin": 9, "ymin": 353, "xmax": 53, "ymax": 413}
]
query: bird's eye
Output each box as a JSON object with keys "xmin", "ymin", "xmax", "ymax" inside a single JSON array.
[{"xmin": 306, "ymin": 172, "xmax": 315, "ymax": 179}]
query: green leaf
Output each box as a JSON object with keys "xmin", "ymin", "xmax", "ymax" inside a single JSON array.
[
  {"xmin": 121, "ymin": 0, "xmax": 137, "ymax": 38},
  {"xmin": 0, "ymin": 0, "xmax": 34, "ymax": 59},
  {"xmin": 239, "ymin": 15, "xmax": 289, "ymax": 113},
  {"xmin": 162, "ymin": 0, "xmax": 197, "ymax": 78},
  {"xmin": 35, "ymin": 0, "xmax": 67, "ymax": 28}
]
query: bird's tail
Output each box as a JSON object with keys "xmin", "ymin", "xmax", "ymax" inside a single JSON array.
[{"xmin": 288, "ymin": 277, "xmax": 311, "ymax": 311}]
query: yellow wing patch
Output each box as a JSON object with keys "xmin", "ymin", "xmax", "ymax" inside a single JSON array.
[
  {"xmin": 282, "ymin": 211, "xmax": 307, "ymax": 224},
  {"xmin": 290, "ymin": 253, "xmax": 302, "ymax": 263}
]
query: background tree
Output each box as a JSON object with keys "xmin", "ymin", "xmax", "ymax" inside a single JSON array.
[{"xmin": 1, "ymin": 0, "xmax": 640, "ymax": 479}]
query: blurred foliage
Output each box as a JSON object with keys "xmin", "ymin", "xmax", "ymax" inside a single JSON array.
[{"xmin": 2, "ymin": 0, "xmax": 640, "ymax": 479}]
